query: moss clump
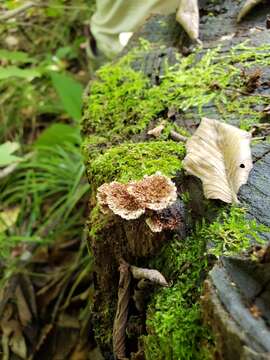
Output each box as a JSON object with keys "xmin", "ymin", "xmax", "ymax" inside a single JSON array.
[
  {"xmin": 198, "ymin": 206, "xmax": 268, "ymax": 257},
  {"xmin": 83, "ymin": 41, "xmax": 270, "ymax": 146},
  {"xmin": 88, "ymin": 140, "xmax": 185, "ymax": 186},
  {"xmin": 86, "ymin": 58, "xmax": 164, "ymax": 143},
  {"xmin": 144, "ymin": 233, "xmax": 213, "ymax": 360}
]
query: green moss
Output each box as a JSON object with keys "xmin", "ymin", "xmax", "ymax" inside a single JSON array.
[
  {"xmin": 144, "ymin": 206, "xmax": 269, "ymax": 359},
  {"xmin": 83, "ymin": 41, "xmax": 270, "ymax": 145},
  {"xmin": 86, "ymin": 57, "xmax": 164, "ymax": 143},
  {"xmin": 88, "ymin": 204, "xmax": 112, "ymax": 239},
  {"xmin": 198, "ymin": 206, "xmax": 268, "ymax": 257},
  {"xmin": 88, "ymin": 140, "xmax": 185, "ymax": 186},
  {"xmin": 144, "ymin": 233, "xmax": 213, "ymax": 360}
]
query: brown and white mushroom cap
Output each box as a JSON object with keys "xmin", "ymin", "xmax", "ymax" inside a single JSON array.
[
  {"xmin": 96, "ymin": 173, "xmax": 178, "ymax": 220},
  {"xmin": 96, "ymin": 183, "xmax": 111, "ymax": 214},
  {"xmin": 127, "ymin": 173, "xmax": 177, "ymax": 211},
  {"xmin": 98, "ymin": 182, "xmax": 145, "ymax": 220}
]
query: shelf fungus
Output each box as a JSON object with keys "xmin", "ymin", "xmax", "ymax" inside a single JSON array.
[
  {"xmin": 97, "ymin": 173, "xmax": 178, "ymax": 224},
  {"xmin": 183, "ymin": 117, "xmax": 253, "ymax": 204},
  {"xmin": 145, "ymin": 201, "xmax": 185, "ymax": 233}
]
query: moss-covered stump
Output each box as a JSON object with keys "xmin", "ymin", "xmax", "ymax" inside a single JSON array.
[
  {"xmin": 202, "ymin": 144, "xmax": 270, "ymax": 360},
  {"xmin": 81, "ymin": 2, "xmax": 270, "ymax": 359}
]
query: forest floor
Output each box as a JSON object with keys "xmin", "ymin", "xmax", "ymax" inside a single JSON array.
[{"xmin": 0, "ymin": 1, "xmax": 98, "ymax": 359}]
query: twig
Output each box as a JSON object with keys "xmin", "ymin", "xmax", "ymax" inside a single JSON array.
[
  {"xmin": 170, "ymin": 130, "xmax": 188, "ymax": 143},
  {"xmin": 130, "ymin": 265, "xmax": 168, "ymax": 287},
  {"xmin": 225, "ymin": 87, "xmax": 270, "ymax": 99},
  {"xmin": 113, "ymin": 260, "xmax": 131, "ymax": 360},
  {"xmin": 0, "ymin": 2, "xmax": 40, "ymax": 21},
  {"xmin": 252, "ymin": 136, "xmax": 266, "ymax": 142}
]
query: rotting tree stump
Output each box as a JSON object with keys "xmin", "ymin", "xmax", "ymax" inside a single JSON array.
[{"xmin": 81, "ymin": 1, "xmax": 270, "ymax": 359}]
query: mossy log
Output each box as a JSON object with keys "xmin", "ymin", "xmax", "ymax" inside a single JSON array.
[{"xmin": 81, "ymin": 1, "xmax": 270, "ymax": 359}]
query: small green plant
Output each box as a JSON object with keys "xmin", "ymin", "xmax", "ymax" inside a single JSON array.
[
  {"xmin": 198, "ymin": 206, "xmax": 268, "ymax": 256},
  {"xmin": 0, "ymin": 0, "xmax": 93, "ymax": 262}
]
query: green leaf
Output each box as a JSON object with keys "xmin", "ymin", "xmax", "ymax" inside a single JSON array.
[
  {"xmin": 50, "ymin": 71, "xmax": 83, "ymax": 121},
  {"xmin": 0, "ymin": 66, "xmax": 41, "ymax": 80},
  {"xmin": 55, "ymin": 46, "xmax": 76, "ymax": 60},
  {"xmin": 0, "ymin": 142, "xmax": 21, "ymax": 166},
  {"xmin": 34, "ymin": 124, "xmax": 81, "ymax": 148},
  {"xmin": 0, "ymin": 50, "xmax": 36, "ymax": 63}
]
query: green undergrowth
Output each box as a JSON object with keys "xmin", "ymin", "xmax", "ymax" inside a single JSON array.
[
  {"xmin": 83, "ymin": 41, "xmax": 270, "ymax": 147},
  {"xmin": 0, "ymin": 1, "xmax": 94, "ymax": 264},
  {"xmin": 143, "ymin": 206, "xmax": 268, "ymax": 359}
]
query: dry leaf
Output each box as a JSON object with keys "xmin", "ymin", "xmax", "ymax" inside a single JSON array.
[
  {"xmin": 183, "ymin": 117, "xmax": 253, "ymax": 203},
  {"xmin": 237, "ymin": 0, "xmax": 263, "ymax": 22},
  {"xmin": 10, "ymin": 329, "xmax": 27, "ymax": 359},
  {"xmin": 15, "ymin": 285, "xmax": 33, "ymax": 327},
  {"xmin": 176, "ymin": 0, "xmax": 199, "ymax": 41}
]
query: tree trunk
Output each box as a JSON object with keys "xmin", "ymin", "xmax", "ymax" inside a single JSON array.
[{"xmin": 82, "ymin": 1, "xmax": 270, "ymax": 359}]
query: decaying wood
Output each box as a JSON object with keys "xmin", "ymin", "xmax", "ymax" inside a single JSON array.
[
  {"xmin": 83, "ymin": 1, "xmax": 270, "ymax": 358},
  {"xmin": 112, "ymin": 260, "xmax": 168, "ymax": 359}
]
